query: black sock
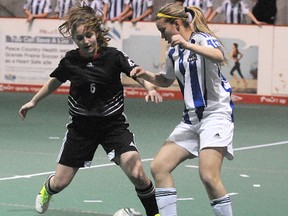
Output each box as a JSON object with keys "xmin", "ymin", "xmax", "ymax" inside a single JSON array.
[
  {"xmin": 135, "ymin": 181, "xmax": 159, "ymax": 216},
  {"xmin": 45, "ymin": 174, "xmax": 60, "ymax": 195}
]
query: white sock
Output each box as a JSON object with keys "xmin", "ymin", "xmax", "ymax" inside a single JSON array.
[
  {"xmin": 155, "ymin": 188, "xmax": 177, "ymax": 216},
  {"xmin": 210, "ymin": 194, "xmax": 233, "ymax": 216}
]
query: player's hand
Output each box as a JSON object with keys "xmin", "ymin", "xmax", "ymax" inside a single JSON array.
[
  {"xmin": 130, "ymin": 67, "xmax": 146, "ymax": 79},
  {"xmin": 145, "ymin": 89, "xmax": 163, "ymax": 103},
  {"xmin": 19, "ymin": 101, "xmax": 36, "ymax": 120},
  {"xmin": 171, "ymin": 34, "xmax": 189, "ymax": 48}
]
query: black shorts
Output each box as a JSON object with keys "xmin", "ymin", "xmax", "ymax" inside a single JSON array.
[{"xmin": 57, "ymin": 114, "xmax": 138, "ymax": 167}]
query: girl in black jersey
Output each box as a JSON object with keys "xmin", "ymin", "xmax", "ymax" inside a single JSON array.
[{"xmin": 19, "ymin": 5, "xmax": 161, "ymax": 216}]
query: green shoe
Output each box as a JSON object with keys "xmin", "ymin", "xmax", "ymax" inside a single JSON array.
[{"xmin": 35, "ymin": 182, "xmax": 52, "ymax": 214}]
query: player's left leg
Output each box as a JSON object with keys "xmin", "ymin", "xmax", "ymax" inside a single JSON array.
[
  {"xmin": 119, "ymin": 151, "xmax": 159, "ymax": 216},
  {"xmin": 199, "ymin": 147, "xmax": 233, "ymax": 216}
]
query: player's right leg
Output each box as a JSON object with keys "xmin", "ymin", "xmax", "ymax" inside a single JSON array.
[
  {"xmin": 35, "ymin": 164, "xmax": 78, "ymax": 214},
  {"xmin": 150, "ymin": 141, "xmax": 191, "ymax": 216}
]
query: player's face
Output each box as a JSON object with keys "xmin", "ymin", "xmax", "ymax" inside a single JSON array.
[
  {"xmin": 73, "ymin": 24, "xmax": 98, "ymax": 57},
  {"xmin": 156, "ymin": 18, "xmax": 179, "ymax": 44}
]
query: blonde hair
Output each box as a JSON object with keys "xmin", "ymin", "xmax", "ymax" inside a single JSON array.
[
  {"xmin": 156, "ymin": 3, "xmax": 219, "ymax": 40},
  {"xmin": 58, "ymin": 5, "xmax": 110, "ymax": 48},
  {"xmin": 157, "ymin": 3, "xmax": 227, "ymax": 63}
]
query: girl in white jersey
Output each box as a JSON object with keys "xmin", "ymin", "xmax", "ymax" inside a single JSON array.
[{"xmin": 131, "ymin": 3, "xmax": 234, "ymax": 216}]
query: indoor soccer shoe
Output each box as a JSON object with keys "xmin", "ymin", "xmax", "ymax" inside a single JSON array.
[{"xmin": 35, "ymin": 183, "xmax": 52, "ymax": 214}]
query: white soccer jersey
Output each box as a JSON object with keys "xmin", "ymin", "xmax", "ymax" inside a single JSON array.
[
  {"xmin": 54, "ymin": 0, "xmax": 77, "ymax": 18},
  {"xmin": 161, "ymin": 33, "xmax": 234, "ymax": 124},
  {"xmin": 23, "ymin": 0, "xmax": 52, "ymax": 14},
  {"xmin": 215, "ymin": 0, "xmax": 250, "ymax": 24},
  {"xmin": 130, "ymin": 0, "xmax": 153, "ymax": 21},
  {"xmin": 106, "ymin": 0, "xmax": 130, "ymax": 19},
  {"xmin": 183, "ymin": 0, "xmax": 213, "ymax": 14}
]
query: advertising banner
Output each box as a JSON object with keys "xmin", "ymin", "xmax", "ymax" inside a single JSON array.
[{"xmin": 0, "ymin": 18, "xmax": 287, "ymax": 105}]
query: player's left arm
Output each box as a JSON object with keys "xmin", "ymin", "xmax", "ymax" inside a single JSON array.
[{"xmin": 171, "ymin": 35, "xmax": 224, "ymax": 63}]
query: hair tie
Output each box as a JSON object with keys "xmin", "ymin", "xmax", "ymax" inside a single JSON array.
[{"xmin": 184, "ymin": 7, "xmax": 195, "ymax": 22}]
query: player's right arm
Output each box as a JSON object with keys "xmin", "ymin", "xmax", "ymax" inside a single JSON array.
[
  {"xmin": 19, "ymin": 77, "xmax": 62, "ymax": 120},
  {"xmin": 131, "ymin": 69, "xmax": 174, "ymax": 88}
]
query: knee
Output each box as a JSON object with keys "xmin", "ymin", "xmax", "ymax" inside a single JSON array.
[
  {"xmin": 150, "ymin": 159, "xmax": 160, "ymax": 178},
  {"xmin": 51, "ymin": 176, "xmax": 71, "ymax": 192},
  {"xmin": 150, "ymin": 159, "xmax": 169, "ymax": 182},
  {"xmin": 127, "ymin": 160, "xmax": 148, "ymax": 184},
  {"xmin": 199, "ymin": 172, "xmax": 220, "ymax": 190},
  {"xmin": 131, "ymin": 168, "xmax": 145, "ymax": 182}
]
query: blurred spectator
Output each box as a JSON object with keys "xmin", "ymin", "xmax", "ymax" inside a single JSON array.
[
  {"xmin": 54, "ymin": 0, "xmax": 77, "ymax": 19},
  {"xmin": 208, "ymin": 0, "xmax": 264, "ymax": 26},
  {"xmin": 175, "ymin": 0, "xmax": 185, "ymax": 5},
  {"xmin": 23, "ymin": 0, "xmax": 52, "ymax": 23},
  {"xmin": 81, "ymin": 0, "xmax": 109, "ymax": 21},
  {"xmin": 131, "ymin": 0, "xmax": 153, "ymax": 23},
  {"xmin": 118, "ymin": 0, "xmax": 154, "ymax": 24},
  {"xmin": 105, "ymin": 0, "xmax": 131, "ymax": 22},
  {"xmin": 175, "ymin": 0, "xmax": 213, "ymax": 20},
  {"xmin": 252, "ymin": 0, "xmax": 277, "ymax": 24}
]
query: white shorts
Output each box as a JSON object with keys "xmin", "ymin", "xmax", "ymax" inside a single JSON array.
[{"xmin": 167, "ymin": 116, "xmax": 234, "ymax": 160}]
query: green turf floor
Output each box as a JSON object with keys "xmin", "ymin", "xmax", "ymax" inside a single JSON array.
[{"xmin": 1, "ymin": 92, "xmax": 288, "ymax": 216}]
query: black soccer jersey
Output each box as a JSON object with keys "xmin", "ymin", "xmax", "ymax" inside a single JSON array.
[{"xmin": 50, "ymin": 47, "xmax": 137, "ymax": 117}]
